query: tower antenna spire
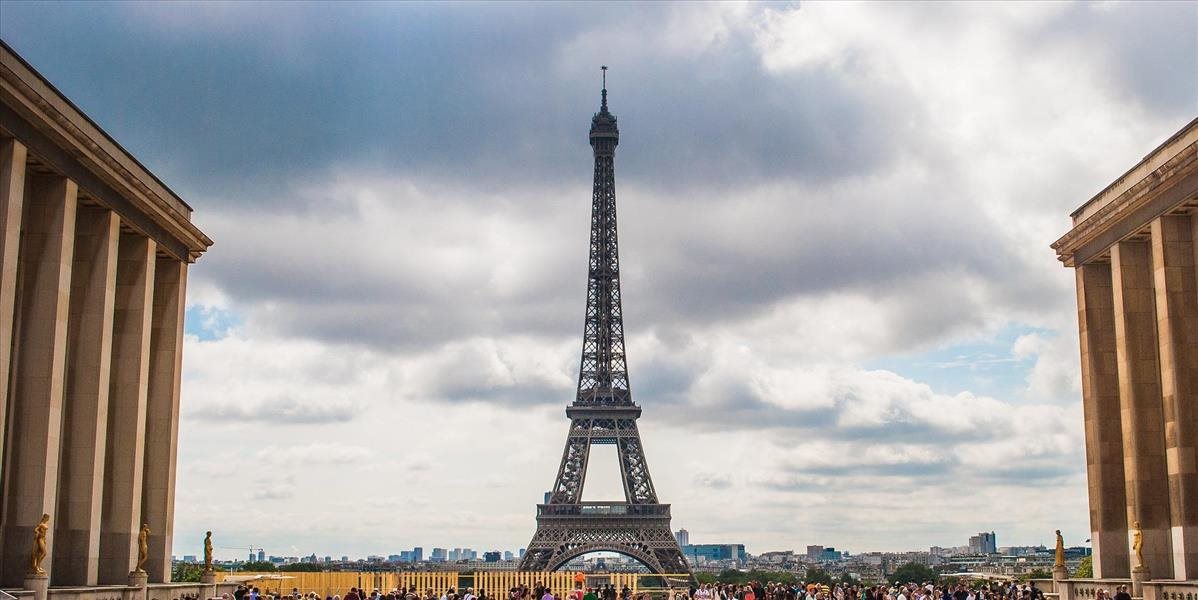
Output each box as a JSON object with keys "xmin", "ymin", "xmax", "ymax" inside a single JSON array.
[{"xmin": 600, "ymin": 65, "xmax": 608, "ymax": 111}]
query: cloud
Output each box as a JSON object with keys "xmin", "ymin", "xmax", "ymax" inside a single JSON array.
[
  {"xmin": 255, "ymin": 443, "xmax": 372, "ymax": 466},
  {"xmin": 185, "ymin": 392, "xmax": 358, "ymax": 424},
  {"xmin": 253, "ymin": 488, "xmax": 295, "ymax": 501},
  {"xmin": 1013, "ymin": 332, "xmax": 1082, "ymax": 402},
  {"xmin": 692, "ymin": 472, "xmax": 733, "ymax": 490}
]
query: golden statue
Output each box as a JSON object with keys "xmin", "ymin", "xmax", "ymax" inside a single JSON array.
[
  {"xmin": 1054, "ymin": 529, "xmax": 1066, "ymax": 567},
  {"xmin": 29, "ymin": 513, "xmax": 50, "ymax": 575},
  {"xmin": 136, "ymin": 523, "xmax": 150, "ymax": 572},
  {"xmin": 204, "ymin": 531, "xmax": 214, "ymax": 571},
  {"xmin": 1132, "ymin": 521, "xmax": 1144, "ymax": 568}
]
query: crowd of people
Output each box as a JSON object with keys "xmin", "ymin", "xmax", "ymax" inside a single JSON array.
[{"xmin": 228, "ymin": 578, "xmax": 1130, "ymax": 600}]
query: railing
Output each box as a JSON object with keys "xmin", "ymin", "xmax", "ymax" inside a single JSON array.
[
  {"xmin": 146, "ymin": 583, "xmax": 211, "ymax": 600},
  {"xmin": 1141, "ymin": 581, "xmax": 1198, "ymax": 600},
  {"xmin": 1054, "ymin": 578, "xmax": 1135, "ymax": 600},
  {"xmin": 220, "ymin": 572, "xmax": 695, "ymax": 599},
  {"xmin": 537, "ymin": 503, "xmax": 670, "ymax": 517}
]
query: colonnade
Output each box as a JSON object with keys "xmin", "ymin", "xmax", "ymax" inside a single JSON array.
[
  {"xmin": 0, "ymin": 136, "xmax": 188, "ymax": 587},
  {"xmin": 1075, "ymin": 212, "xmax": 1197, "ymax": 580}
]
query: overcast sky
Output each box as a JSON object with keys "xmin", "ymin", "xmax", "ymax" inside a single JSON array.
[{"xmin": 3, "ymin": 1, "xmax": 1197, "ymax": 562}]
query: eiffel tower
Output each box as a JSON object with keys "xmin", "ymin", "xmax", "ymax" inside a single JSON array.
[{"xmin": 518, "ymin": 69, "xmax": 690, "ymax": 577}]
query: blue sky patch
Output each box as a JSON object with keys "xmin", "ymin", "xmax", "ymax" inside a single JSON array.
[{"xmin": 184, "ymin": 305, "xmax": 241, "ymax": 341}]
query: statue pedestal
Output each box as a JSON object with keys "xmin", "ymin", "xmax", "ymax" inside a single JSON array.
[
  {"xmin": 1131, "ymin": 565, "xmax": 1150, "ymax": 598},
  {"xmin": 201, "ymin": 570, "xmax": 217, "ymax": 584},
  {"xmin": 1052, "ymin": 566, "xmax": 1071, "ymax": 600},
  {"xmin": 129, "ymin": 570, "xmax": 148, "ymax": 587},
  {"xmin": 23, "ymin": 573, "xmax": 49, "ymax": 600}
]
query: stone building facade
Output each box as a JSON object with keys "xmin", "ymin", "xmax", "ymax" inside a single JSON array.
[
  {"xmin": 1053, "ymin": 117, "xmax": 1197, "ymax": 582},
  {"xmin": 0, "ymin": 41, "xmax": 211, "ymax": 587}
]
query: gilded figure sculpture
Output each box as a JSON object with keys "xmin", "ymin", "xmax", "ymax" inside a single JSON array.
[
  {"xmin": 1132, "ymin": 520, "xmax": 1144, "ymax": 568},
  {"xmin": 29, "ymin": 513, "xmax": 50, "ymax": 575},
  {"xmin": 1054, "ymin": 529, "xmax": 1065, "ymax": 567},
  {"xmin": 137, "ymin": 523, "xmax": 150, "ymax": 572},
  {"xmin": 204, "ymin": 531, "xmax": 214, "ymax": 571}
]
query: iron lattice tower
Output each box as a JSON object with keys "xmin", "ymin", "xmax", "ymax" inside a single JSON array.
[{"xmin": 518, "ymin": 70, "xmax": 691, "ymax": 578}]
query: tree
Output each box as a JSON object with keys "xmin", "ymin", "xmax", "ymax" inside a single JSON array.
[
  {"xmin": 280, "ymin": 563, "xmax": 322, "ymax": 572},
  {"xmin": 838, "ymin": 573, "xmax": 860, "ymax": 586},
  {"xmin": 890, "ymin": 563, "xmax": 936, "ymax": 584},
  {"xmin": 241, "ymin": 561, "xmax": 278, "ymax": 572},
  {"xmin": 804, "ymin": 568, "xmax": 833, "ymax": 586},
  {"xmin": 1073, "ymin": 557, "xmax": 1093, "ymax": 578},
  {"xmin": 173, "ymin": 563, "xmax": 204, "ymax": 583},
  {"xmin": 695, "ymin": 573, "xmax": 718, "ymax": 585},
  {"xmin": 1023, "ymin": 568, "xmax": 1051, "ymax": 581}
]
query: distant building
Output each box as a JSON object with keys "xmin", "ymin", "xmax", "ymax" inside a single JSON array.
[
  {"xmin": 504, "ymin": 551, "xmax": 514, "ymax": 561},
  {"xmin": 258, "ymin": 550, "xmax": 266, "ymax": 562},
  {"xmin": 968, "ymin": 532, "xmax": 997, "ymax": 554},
  {"xmin": 675, "ymin": 529, "xmax": 690, "ymax": 547},
  {"xmin": 807, "ymin": 545, "xmax": 825, "ymax": 560},
  {"xmin": 432, "ymin": 548, "xmax": 447, "ymax": 562},
  {"xmin": 519, "ymin": 548, "xmax": 526, "ymax": 559},
  {"xmin": 414, "ymin": 547, "xmax": 424, "ymax": 562},
  {"xmin": 484, "ymin": 551, "xmax": 501, "ymax": 562},
  {"xmin": 682, "ymin": 544, "xmax": 746, "ymax": 564}
]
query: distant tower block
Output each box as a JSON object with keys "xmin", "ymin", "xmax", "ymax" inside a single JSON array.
[{"xmin": 517, "ymin": 70, "xmax": 690, "ymax": 577}]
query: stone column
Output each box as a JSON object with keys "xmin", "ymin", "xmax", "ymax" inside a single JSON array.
[
  {"xmin": 1111, "ymin": 239, "xmax": 1173, "ymax": 579},
  {"xmin": 0, "ymin": 175, "xmax": 77, "ymax": 587},
  {"xmin": 0, "ymin": 137, "xmax": 27, "ymax": 477},
  {"xmin": 1150, "ymin": 215, "xmax": 1198, "ymax": 580},
  {"xmin": 141, "ymin": 257, "xmax": 187, "ymax": 583},
  {"xmin": 53, "ymin": 206, "xmax": 120, "ymax": 585},
  {"xmin": 1076, "ymin": 261, "xmax": 1129, "ymax": 578},
  {"xmin": 98, "ymin": 233, "xmax": 156, "ymax": 584}
]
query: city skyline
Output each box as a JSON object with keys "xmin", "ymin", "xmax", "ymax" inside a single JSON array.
[{"xmin": 1, "ymin": 2, "xmax": 1194, "ymax": 560}]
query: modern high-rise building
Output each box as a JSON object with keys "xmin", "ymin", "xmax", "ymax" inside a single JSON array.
[
  {"xmin": 431, "ymin": 548, "xmax": 447, "ymax": 562},
  {"xmin": 414, "ymin": 547, "xmax": 424, "ymax": 562},
  {"xmin": 806, "ymin": 545, "xmax": 825, "ymax": 560},
  {"xmin": 967, "ymin": 532, "xmax": 996, "ymax": 554},
  {"xmin": 674, "ymin": 529, "xmax": 690, "ymax": 547}
]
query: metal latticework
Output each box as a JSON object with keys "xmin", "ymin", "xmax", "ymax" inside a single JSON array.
[{"xmin": 518, "ymin": 79, "xmax": 690, "ymax": 578}]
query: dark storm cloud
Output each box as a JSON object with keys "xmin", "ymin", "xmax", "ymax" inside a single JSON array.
[{"xmin": 0, "ymin": 2, "xmax": 908, "ymax": 203}]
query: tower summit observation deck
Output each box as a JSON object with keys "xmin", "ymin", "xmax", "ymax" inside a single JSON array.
[{"xmin": 518, "ymin": 68, "xmax": 690, "ymax": 576}]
